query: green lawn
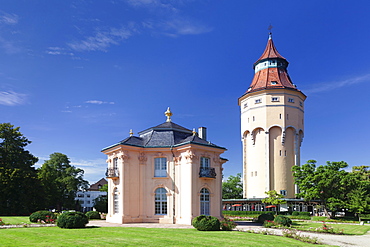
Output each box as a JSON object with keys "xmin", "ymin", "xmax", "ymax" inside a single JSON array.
[
  {"xmin": 0, "ymin": 216, "xmax": 32, "ymax": 225},
  {"xmin": 0, "ymin": 227, "xmax": 331, "ymax": 247},
  {"xmin": 291, "ymin": 221, "xmax": 370, "ymax": 235}
]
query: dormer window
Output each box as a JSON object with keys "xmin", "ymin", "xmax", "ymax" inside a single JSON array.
[
  {"xmin": 244, "ymin": 103, "xmax": 248, "ymax": 108},
  {"xmin": 271, "ymin": 97, "xmax": 279, "ymax": 102},
  {"xmin": 255, "ymin": 99, "xmax": 262, "ymax": 104},
  {"xmin": 288, "ymin": 98, "xmax": 294, "ymax": 103},
  {"xmin": 271, "ymin": 81, "xmax": 278, "ymax": 85}
]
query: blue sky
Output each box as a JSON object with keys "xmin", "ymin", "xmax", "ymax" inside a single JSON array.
[{"xmin": 1, "ymin": 0, "xmax": 370, "ymax": 184}]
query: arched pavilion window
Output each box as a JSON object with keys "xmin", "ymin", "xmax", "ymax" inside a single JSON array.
[
  {"xmin": 200, "ymin": 188, "xmax": 210, "ymax": 215},
  {"xmin": 155, "ymin": 187, "xmax": 167, "ymax": 215}
]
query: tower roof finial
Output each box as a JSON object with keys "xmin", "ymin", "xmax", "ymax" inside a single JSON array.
[
  {"xmin": 165, "ymin": 107, "xmax": 173, "ymax": 122},
  {"xmin": 268, "ymin": 24, "xmax": 273, "ymax": 39},
  {"xmin": 129, "ymin": 129, "xmax": 133, "ymax": 136}
]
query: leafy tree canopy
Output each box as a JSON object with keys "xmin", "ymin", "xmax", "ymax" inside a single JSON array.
[
  {"xmin": 38, "ymin": 152, "xmax": 89, "ymax": 211},
  {"xmin": 222, "ymin": 173, "xmax": 243, "ymax": 199},
  {"xmin": 262, "ymin": 190, "xmax": 286, "ymax": 206},
  {"xmin": 0, "ymin": 123, "xmax": 42, "ymax": 215},
  {"xmin": 292, "ymin": 160, "xmax": 349, "ymax": 217}
]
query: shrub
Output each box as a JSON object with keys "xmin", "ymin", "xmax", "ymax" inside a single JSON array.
[
  {"xmin": 220, "ymin": 217, "xmax": 237, "ymax": 231},
  {"xmin": 257, "ymin": 213, "xmax": 274, "ymax": 223},
  {"xmin": 86, "ymin": 211, "xmax": 100, "ymax": 219},
  {"xmin": 274, "ymin": 215, "xmax": 292, "ymax": 227},
  {"xmin": 57, "ymin": 211, "xmax": 89, "ymax": 229},
  {"xmin": 192, "ymin": 215, "xmax": 220, "ymax": 231},
  {"xmin": 292, "ymin": 211, "xmax": 299, "ymax": 216},
  {"xmin": 299, "ymin": 212, "xmax": 311, "ymax": 216},
  {"xmin": 29, "ymin": 211, "xmax": 57, "ymax": 223}
]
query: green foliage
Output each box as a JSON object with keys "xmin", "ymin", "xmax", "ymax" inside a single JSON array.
[
  {"xmin": 345, "ymin": 166, "xmax": 370, "ymax": 220},
  {"xmin": 292, "ymin": 211, "xmax": 299, "ymax": 216},
  {"xmin": 38, "ymin": 153, "xmax": 89, "ymax": 211},
  {"xmin": 222, "ymin": 173, "xmax": 243, "ymax": 199},
  {"xmin": 99, "ymin": 184, "xmax": 108, "ymax": 192},
  {"xmin": 220, "ymin": 217, "xmax": 237, "ymax": 231},
  {"xmin": 29, "ymin": 211, "xmax": 57, "ymax": 223},
  {"xmin": 292, "ymin": 160, "xmax": 349, "ymax": 217},
  {"xmin": 262, "ymin": 190, "xmax": 286, "ymax": 214},
  {"xmin": 85, "ymin": 211, "xmax": 100, "ymax": 219},
  {"xmin": 93, "ymin": 195, "xmax": 108, "ymax": 213},
  {"xmin": 288, "ymin": 215, "xmax": 311, "ymax": 220},
  {"xmin": 57, "ymin": 211, "xmax": 89, "ymax": 229},
  {"xmin": 192, "ymin": 215, "xmax": 220, "ymax": 231},
  {"xmin": 257, "ymin": 213, "xmax": 274, "ymax": 223},
  {"xmin": 0, "ymin": 123, "xmax": 43, "ymax": 215},
  {"xmin": 274, "ymin": 215, "xmax": 292, "ymax": 227},
  {"xmin": 223, "ymin": 211, "xmax": 266, "ymax": 216}
]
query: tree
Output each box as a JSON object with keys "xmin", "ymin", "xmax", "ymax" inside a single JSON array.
[
  {"xmin": 222, "ymin": 173, "xmax": 243, "ymax": 199},
  {"xmin": 93, "ymin": 184, "xmax": 108, "ymax": 212},
  {"xmin": 345, "ymin": 166, "xmax": 370, "ymax": 221},
  {"xmin": 38, "ymin": 152, "xmax": 88, "ymax": 211},
  {"xmin": 0, "ymin": 123, "xmax": 43, "ymax": 215},
  {"xmin": 292, "ymin": 160, "xmax": 349, "ymax": 218},
  {"xmin": 262, "ymin": 190, "xmax": 286, "ymax": 214}
]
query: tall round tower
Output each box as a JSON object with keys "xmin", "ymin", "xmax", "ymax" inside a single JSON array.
[{"xmin": 238, "ymin": 33, "xmax": 306, "ymax": 199}]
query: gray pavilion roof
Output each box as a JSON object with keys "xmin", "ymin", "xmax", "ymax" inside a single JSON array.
[{"xmin": 102, "ymin": 121, "xmax": 226, "ymax": 151}]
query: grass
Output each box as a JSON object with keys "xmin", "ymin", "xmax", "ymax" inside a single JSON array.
[
  {"xmin": 0, "ymin": 227, "xmax": 331, "ymax": 247},
  {"xmin": 0, "ymin": 216, "xmax": 32, "ymax": 225},
  {"xmin": 291, "ymin": 221, "xmax": 370, "ymax": 235}
]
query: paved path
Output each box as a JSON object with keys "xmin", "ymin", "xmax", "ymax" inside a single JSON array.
[
  {"xmin": 235, "ymin": 221, "xmax": 370, "ymax": 247},
  {"xmin": 87, "ymin": 220, "xmax": 370, "ymax": 247}
]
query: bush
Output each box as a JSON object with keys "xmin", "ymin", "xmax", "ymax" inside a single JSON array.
[
  {"xmin": 220, "ymin": 217, "xmax": 237, "ymax": 231},
  {"xmin": 57, "ymin": 211, "xmax": 89, "ymax": 229},
  {"xmin": 274, "ymin": 215, "xmax": 292, "ymax": 227},
  {"xmin": 299, "ymin": 212, "xmax": 311, "ymax": 216},
  {"xmin": 257, "ymin": 213, "xmax": 274, "ymax": 223},
  {"xmin": 29, "ymin": 211, "xmax": 57, "ymax": 223},
  {"xmin": 192, "ymin": 215, "xmax": 220, "ymax": 231},
  {"xmin": 292, "ymin": 211, "xmax": 299, "ymax": 216},
  {"xmin": 86, "ymin": 211, "xmax": 100, "ymax": 219}
]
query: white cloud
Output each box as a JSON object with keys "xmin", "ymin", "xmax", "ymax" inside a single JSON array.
[
  {"xmin": 160, "ymin": 18, "xmax": 212, "ymax": 36},
  {"xmin": 0, "ymin": 12, "xmax": 18, "ymax": 25},
  {"xmin": 0, "ymin": 90, "xmax": 27, "ymax": 106},
  {"xmin": 68, "ymin": 26, "xmax": 135, "ymax": 52},
  {"xmin": 304, "ymin": 74, "xmax": 370, "ymax": 94},
  {"xmin": 85, "ymin": 100, "xmax": 115, "ymax": 105},
  {"xmin": 46, "ymin": 47, "xmax": 75, "ymax": 56},
  {"xmin": 70, "ymin": 158, "xmax": 107, "ymax": 183}
]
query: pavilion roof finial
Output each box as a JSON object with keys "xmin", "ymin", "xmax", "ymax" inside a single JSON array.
[
  {"xmin": 129, "ymin": 129, "xmax": 133, "ymax": 136},
  {"xmin": 165, "ymin": 107, "xmax": 173, "ymax": 122}
]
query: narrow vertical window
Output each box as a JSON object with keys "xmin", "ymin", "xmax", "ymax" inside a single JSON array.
[
  {"xmin": 154, "ymin": 157, "xmax": 167, "ymax": 177},
  {"xmin": 285, "ymin": 150, "xmax": 287, "ymax": 156},
  {"xmin": 279, "ymin": 150, "xmax": 282, "ymax": 156},
  {"xmin": 255, "ymin": 171, "xmax": 257, "ymax": 176},
  {"xmin": 155, "ymin": 188, "xmax": 167, "ymax": 215},
  {"xmin": 200, "ymin": 188, "xmax": 210, "ymax": 216},
  {"xmin": 113, "ymin": 188, "xmax": 119, "ymax": 214},
  {"xmin": 287, "ymin": 114, "xmax": 289, "ymax": 120},
  {"xmin": 279, "ymin": 114, "xmax": 282, "ymax": 119},
  {"xmin": 113, "ymin": 158, "xmax": 118, "ymax": 169},
  {"xmin": 253, "ymin": 116, "xmax": 255, "ymax": 121}
]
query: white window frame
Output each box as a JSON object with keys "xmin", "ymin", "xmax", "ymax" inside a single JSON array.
[
  {"xmin": 113, "ymin": 188, "xmax": 119, "ymax": 214},
  {"xmin": 155, "ymin": 188, "xmax": 167, "ymax": 215},
  {"xmin": 200, "ymin": 157, "xmax": 210, "ymax": 169},
  {"xmin": 200, "ymin": 188, "xmax": 210, "ymax": 216},
  {"xmin": 154, "ymin": 157, "xmax": 167, "ymax": 177}
]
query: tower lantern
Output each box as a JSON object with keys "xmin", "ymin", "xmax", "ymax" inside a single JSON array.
[{"xmin": 238, "ymin": 33, "xmax": 306, "ymax": 199}]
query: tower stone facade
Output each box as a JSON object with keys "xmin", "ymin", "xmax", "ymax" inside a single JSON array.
[{"xmin": 238, "ymin": 34, "xmax": 306, "ymax": 199}]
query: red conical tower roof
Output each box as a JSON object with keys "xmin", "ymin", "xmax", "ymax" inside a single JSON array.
[
  {"xmin": 244, "ymin": 33, "xmax": 301, "ymax": 94},
  {"xmin": 254, "ymin": 33, "xmax": 286, "ymax": 67}
]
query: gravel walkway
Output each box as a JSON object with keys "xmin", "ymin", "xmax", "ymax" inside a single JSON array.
[{"xmin": 235, "ymin": 221, "xmax": 370, "ymax": 247}]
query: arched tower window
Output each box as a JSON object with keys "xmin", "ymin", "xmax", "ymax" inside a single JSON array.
[
  {"xmin": 200, "ymin": 188, "xmax": 210, "ymax": 215},
  {"xmin": 113, "ymin": 188, "xmax": 119, "ymax": 214},
  {"xmin": 155, "ymin": 188, "xmax": 167, "ymax": 215}
]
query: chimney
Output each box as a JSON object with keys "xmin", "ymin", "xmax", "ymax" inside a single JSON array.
[{"xmin": 198, "ymin": 127, "xmax": 207, "ymax": 140}]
